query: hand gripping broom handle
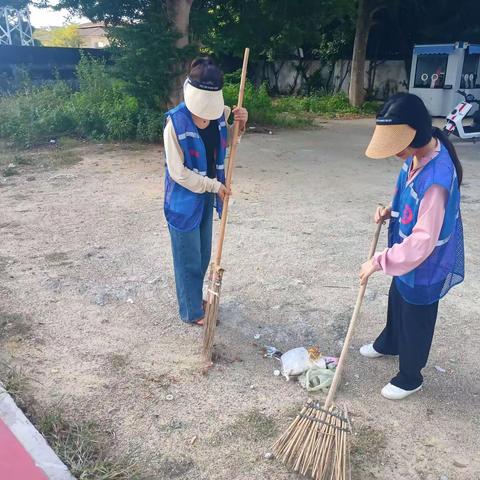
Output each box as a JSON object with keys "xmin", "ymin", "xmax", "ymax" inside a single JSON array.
[
  {"xmin": 214, "ymin": 47, "xmax": 250, "ymax": 268},
  {"xmin": 324, "ymin": 219, "xmax": 383, "ymax": 409}
]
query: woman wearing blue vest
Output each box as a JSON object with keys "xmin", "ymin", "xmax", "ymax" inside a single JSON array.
[
  {"xmin": 359, "ymin": 93, "xmax": 464, "ymax": 400},
  {"xmin": 163, "ymin": 57, "xmax": 248, "ymax": 326}
]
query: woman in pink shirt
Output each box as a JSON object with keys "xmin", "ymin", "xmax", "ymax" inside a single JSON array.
[{"xmin": 359, "ymin": 93, "xmax": 464, "ymax": 400}]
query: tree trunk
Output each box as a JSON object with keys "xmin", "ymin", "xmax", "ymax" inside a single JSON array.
[
  {"xmin": 166, "ymin": 0, "xmax": 194, "ymax": 106},
  {"xmin": 349, "ymin": 0, "xmax": 372, "ymax": 107}
]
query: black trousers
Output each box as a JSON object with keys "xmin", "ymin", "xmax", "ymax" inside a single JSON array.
[{"xmin": 373, "ymin": 280, "xmax": 439, "ymax": 390}]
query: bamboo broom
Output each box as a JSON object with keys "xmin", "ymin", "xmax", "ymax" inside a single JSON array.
[
  {"xmin": 202, "ymin": 47, "xmax": 250, "ymax": 363},
  {"xmin": 273, "ymin": 218, "xmax": 383, "ymax": 480}
]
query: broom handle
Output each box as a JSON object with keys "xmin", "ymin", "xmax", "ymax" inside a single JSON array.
[
  {"xmin": 324, "ymin": 218, "xmax": 383, "ymax": 409},
  {"xmin": 214, "ymin": 47, "xmax": 250, "ymax": 267}
]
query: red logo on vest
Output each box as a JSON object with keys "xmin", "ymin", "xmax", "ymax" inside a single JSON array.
[{"xmin": 402, "ymin": 204, "xmax": 413, "ymax": 224}]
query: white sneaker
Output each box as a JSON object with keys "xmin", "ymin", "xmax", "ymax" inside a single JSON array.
[
  {"xmin": 359, "ymin": 343, "xmax": 384, "ymax": 358},
  {"xmin": 381, "ymin": 383, "xmax": 422, "ymax": 400}
]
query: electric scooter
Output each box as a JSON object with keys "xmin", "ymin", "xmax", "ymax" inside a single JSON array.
[{"xmin": 444, "ymin": 90, "xmax": 480, "ymax": 141}]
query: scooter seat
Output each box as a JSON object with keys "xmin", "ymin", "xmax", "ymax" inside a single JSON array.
[{"xmin": 463, "ymin": 125, "xmax": 480, "ymax": 133}]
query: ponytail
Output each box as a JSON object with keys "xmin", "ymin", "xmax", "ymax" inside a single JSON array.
[{"xmin": 432, "ymin": 127, "xmax": 463, "ymax": 186}]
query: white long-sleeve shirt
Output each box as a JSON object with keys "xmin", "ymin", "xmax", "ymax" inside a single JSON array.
[{"xmin": 164, "ymin": 106, "xmax": 242, "ymax": 194}]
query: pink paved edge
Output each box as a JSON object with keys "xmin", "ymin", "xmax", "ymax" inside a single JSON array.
[{"xmin": 0, "ymin": 418, "xmax": 49, "ymax": 480}]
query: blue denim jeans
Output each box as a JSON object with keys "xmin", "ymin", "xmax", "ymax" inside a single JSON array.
[{"xmin": 169, "ymin": 193, "xmax": 214, "ymax": 323}]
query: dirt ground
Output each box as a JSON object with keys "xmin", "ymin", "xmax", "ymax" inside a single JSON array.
[{"xmin": 1, "ymin": 120, "xmax": 479, "ymax": 480}]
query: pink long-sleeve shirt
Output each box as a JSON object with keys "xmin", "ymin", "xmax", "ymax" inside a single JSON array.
[{"xmin": 374, "ymin": 140, "xmax": 448, "ymax": 276}]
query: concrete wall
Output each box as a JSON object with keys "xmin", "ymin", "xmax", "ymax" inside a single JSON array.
[
  {"xmin": 257, "ymin": 60, "xmax": 334, "ymax": 94},
  {"xmin": 334, "ymin": 59, "xmax": 409, "ymax": 98},
  {"xmin": 257, "ymin": 58, "xmax": 409, "ymax": 100}
]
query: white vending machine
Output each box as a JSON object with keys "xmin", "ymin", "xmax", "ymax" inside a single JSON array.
[{"xmin": 409, "ymin": 42, "xmax": 480, "ymax": 116}]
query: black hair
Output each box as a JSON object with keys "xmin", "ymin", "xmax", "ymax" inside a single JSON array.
[
  {"xmin": 378, "ymin": 93, "xmax": 463, "ymax": 186},
  {"xmin": 432, "ymin": 127, "xmax": 463, "ymax": 186},
  {"xmin": 188, "ymin": 56, "xmax": 224, "ymax": 89}
]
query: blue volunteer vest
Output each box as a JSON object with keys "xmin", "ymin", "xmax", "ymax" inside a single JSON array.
[
  {"xmin": 388, "ymin": 143, "xmax": 464, "ymax": 305},
  {"xmin": 164, "ymin": 102, "xmax": 228, "ymax": 231}
]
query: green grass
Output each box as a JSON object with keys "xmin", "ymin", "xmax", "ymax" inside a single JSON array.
[
  {"xmin": 0, "ymin": 363, "xmax": 34, "ymax": 413},
  {"xmin": 2, "ymin": 165, "xmax": 19, "ymax": 176},
  {"xmin": 0, "ymin": 356, "xmax": 148, "ymax": 480},
  {"xmin": 0, "ymin": 363, "xmax": 148, "ymax": 480},
  {"xmin": 0, "ymin": 140, "xmax": 84, "ymax": 178},
  {"xmin": 236, "ymin": 409, "xmax": 279, "ymax": 441},
  {"xmin": 273, "ymin": 93, "xmax": 380, "ymax": 119},
  {"xmin": 109, "ymin": 353, "xmax": 129, "ymax": 371},
  {"xmin": 351, "ymin": 424, "xmax": 387, "ymax": 472},
  {"xmin": 35, "ymin": 149, "xmax": 83, "ymax": 170},
  {"xmin": 37, "ymin": 411, "xmax": 145, "ymax": 480},
  {"xmin": 14, "ymin": 154, "xmax": 33, "ymax": 166},
  {"xmin": 0, "ymin": 312, "xmax": 32, "ymax": 340},
  {"xmin": 157, "ymin": 456, "xmax": 195, "ymax": 479},
  {"xmin": 44, "ymin": 252, "xmax": 70, "ymax": 263},
  {"xmin": 214, "ymin": 409, "xmax": 279, "ymax": 444}
]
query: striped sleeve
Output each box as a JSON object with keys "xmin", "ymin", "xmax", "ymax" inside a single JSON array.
[
  {"xmin": 164, "ymin": 119, "xmax": 222, "ymax": 194},
  {"xmin": 374, "ymin": 185, "xmax": 448, "ymax": 276}
]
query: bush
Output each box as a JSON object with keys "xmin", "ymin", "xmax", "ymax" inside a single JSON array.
[
  {"xmin": 136, "ymin": 110, "xmax": 165, "ymax": 142},
  {"xmin": 0, "ymin": 81, "xmax": 75, "ymax": 147},
  {"xmin": 223, "ymin": 70, "xmax": 377, "ymax": 127},
  {"xmin": 0, "ymin": 59, "xmax": 380, "ymax": 147},
  {"xmin": 68, "ymin": 58, "xmax": 141, "ymax": 140},
  {"xmin": 0, "ymin": 57, "xmax": 164, "ymax": 146},
  {"xmin": 223, "ymin": 76, "xmax": 275, "ymax": 124}
]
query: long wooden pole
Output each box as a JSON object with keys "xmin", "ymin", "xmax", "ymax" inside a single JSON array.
[
  {"xmin": 324, "ymin": 220, "xmax": 382, "ymax": 409},
  {"xmin": 213, "ymin": 48, "xmax": 250, "ymax": 267}
]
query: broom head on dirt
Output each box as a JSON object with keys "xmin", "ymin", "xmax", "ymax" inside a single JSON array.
[
  {"xmin": 272, "ymin": 219, "xmax": 383, "ymax": 480},
  {"xmin": 202, "ymin": 264, "xmax": 224, "ymax": 361},
  {"xmin": 272, "ymin": 401, "xmax": 350, "ymax": 480}
]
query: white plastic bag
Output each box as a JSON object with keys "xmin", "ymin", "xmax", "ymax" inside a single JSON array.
[{"xmin": 280, "ymin": 346, "xmax": 326, "ymax": 380}]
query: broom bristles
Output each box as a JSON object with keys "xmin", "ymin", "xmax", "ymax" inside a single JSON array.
[
  {"xmin": 273, "ymin": 402, "xmax": 350, "ymax": 480},
  {"xmin": 202, "ymin": 266, "xmax": 223, "ymax": 362}
]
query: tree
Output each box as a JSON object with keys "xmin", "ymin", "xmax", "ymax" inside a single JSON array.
[
  {"xmin": 349, "ymin": 0, "xmax": 386, "ymax": 107},
  {"xmin": 108, "ymin": 8, "xmax": 187, "ymax": 108},
  {"xmin": 192, "ymin": 0, "xmax": 353, "ymax": 60},
  {"xmin": 55, "ymin": 0, "xmax": 196, "ymax": 108},
  {"xmin": 166, "ymin": 0, "xmax": 194, "ymax": 103},
  {"xmin": 27, "ymin": 0, "xmax": 480, "ymax": 109},
  {"xmin": 191, "ymin": 0, "xmax": 355, "ymax": 92},
  {"xmin": 349, "ymin": 0, "xmax": 480, "ymax": 106},
  {"xmin": 0, "ymin": 0, "xmax": 29, "ymax": 7},
  {"xmin": 36, "ymin": 24, "xmax": 82, "ymax": 47}
]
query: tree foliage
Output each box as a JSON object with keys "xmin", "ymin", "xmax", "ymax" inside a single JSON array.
[
  {"xmin": 349, "ymin": 0, "xmax": 480, "ymax": 105},
  {"xmin": 16, "ymin": 0, "xmax": 480, "ymax": 107},
  {"xmin": 0, "ymin": 0, "xmax": 30, "ymax": 8},
  {"xmin": 369, "ymin": 0, "xmax": 480, "ymax": 60},
  {"xmin": 35, "ymin": 24, "xmax": 82, "ymax": 47},
  {"xmin": 191, "ymin": 0, "xmax": 355, "ymax": 60},
  {"xmin": 108, "ymin": 8, "xmax": 190, "ymax": 108},
  {"xmin": 54, "ymin": 1, "xmax": 193, "ymax": 108}
]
